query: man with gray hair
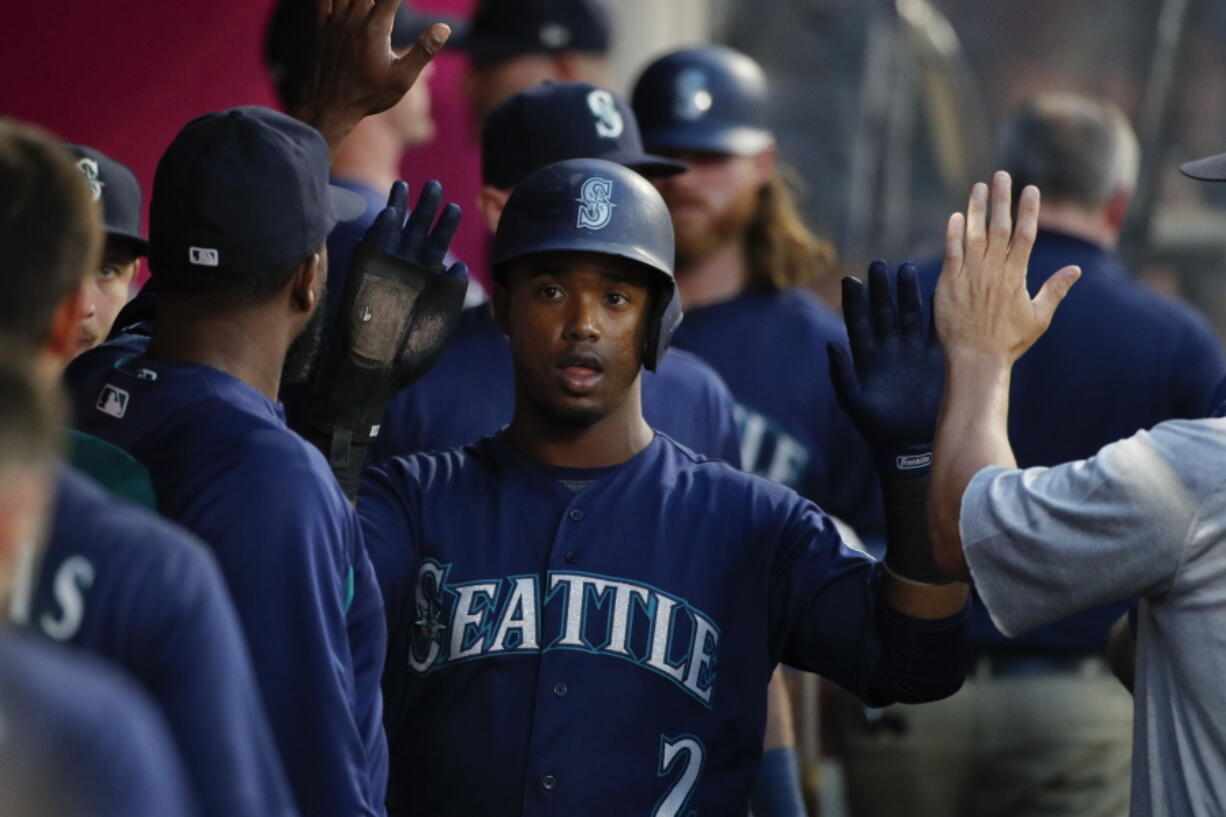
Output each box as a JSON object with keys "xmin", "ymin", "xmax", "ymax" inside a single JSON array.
[{"xmin": 835, "ymin": 92, "xmax": 1224, "ymax": 817}]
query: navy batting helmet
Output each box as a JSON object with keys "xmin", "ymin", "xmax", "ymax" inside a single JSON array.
[
  {"xmin": 493, "ymin": 158, "xmax": 681, "ymax": 370},
  {"xmin": 631, "ymin": 45, "xmax": 773, "ymax": 156}
]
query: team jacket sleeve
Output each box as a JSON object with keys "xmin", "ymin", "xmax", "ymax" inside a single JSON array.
[
  {"xmin": 357, "ymin": 459, "xmax": 419, "ymax": 635},
  {"xmin": 121, "ymin": 526, "xmax": 299, "ymax": 817},
  {"xmin": 206, "ymin": 455, "xmax": 383, "ymax": 817},
  {"xmin": 961, "ymin": 421, "xmax": 1221, "ymax": 637},
  {"xmin": 770, "ymin": 499, "xmax": 968, "ymax": 707}
]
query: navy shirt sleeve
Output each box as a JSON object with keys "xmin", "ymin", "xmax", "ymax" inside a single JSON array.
[
  {"xmin": 31, "ymin": 469, "xmax": 296, "ymax": 817},
  {"xmin": 768, "ymin": 496, "xmax": 968, "ymax": 706},
  {"xmin": 198, "ymin": 439, "xmax": 385, "ymax": 817}
]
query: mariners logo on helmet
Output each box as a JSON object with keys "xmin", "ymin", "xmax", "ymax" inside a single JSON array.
[
  {"xmin": 576, "ymin": 177, "xmax": 616, "ymax": 230},
  {"xmin": 674, "ymin": 68, "xmax": 712, "ymax": 122},
  {"xmin": 75, "ymin": 157, "xmax": 105, "ymax": 201}
]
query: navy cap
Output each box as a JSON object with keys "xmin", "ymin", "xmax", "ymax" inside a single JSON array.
[
  {"xmin": 149, "ymin": 106, "xmax": 363, "ymax": 279},
  {"xmin": 64, "ymin": 144, "xmax": 147, "ymax": 254},
  {"xmin": 632, "ymin": 45, "xmax": 773, "ymax": 156},
  {"xmin": 481, "ymin": 81, "xmax": 686, "ymax": 189},
  {"xmin": 1180, "ymin": 151, "xmax": 1226, "ymax": 181},
  {"xmin": 454, "ymin": 0, "xmax": 610, "ymax": 67},
  {"xmin": 266, "ymin": 0, "xmax": 463, "ymax": 99}
]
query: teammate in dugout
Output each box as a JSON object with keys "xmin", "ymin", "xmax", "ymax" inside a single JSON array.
[
  {"xmin": 367, "ymin": 79, "xmax": 743, "ymax": 466},
  {"xmin": 343, "ymin": 157, "xmax": 971, "ymax": 815},
  {"xmin": 1, "ymin": 118, "xmax": 296, "ymax": 817},
  {"xmin": 631, "ymin": 46, "xmax": 886, "ymax": 548},
  {"xmin": 67, "ymin": 3, "xmax": 454, "ymax": 815}
]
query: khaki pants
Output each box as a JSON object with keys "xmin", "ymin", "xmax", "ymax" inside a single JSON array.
[{"xmin": 831, "ymin": 658, "xmax": 1133, "ymax": 817}]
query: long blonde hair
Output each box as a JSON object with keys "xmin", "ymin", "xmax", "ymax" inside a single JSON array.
[{"xmin": 744, "ymin": 165, "xmax": 839, "ymax": 291}]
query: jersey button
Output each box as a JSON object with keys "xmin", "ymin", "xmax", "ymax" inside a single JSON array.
[
  {"xmin": 554, "ymin": 682, "xmax": 568, "ymax": 697},
  {"xmin": 542, "ymin": 774, "xmax": 557, "ymax": 791},
  {"xmin": 565, "ymin": 551, "xmax": 579, "ymax": 564},
  {"xmin": 568, "ymin": 508, "xmax": 584, "ymax": 521}
]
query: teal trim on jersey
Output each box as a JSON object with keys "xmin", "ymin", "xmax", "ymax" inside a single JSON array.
[
  {"xmin": 344, "ymin": 567, "xmax": 355, "ymax": 613},
  {"xmin": 66, "ymin": 428, "xmax": 158, "ymax": 510}
]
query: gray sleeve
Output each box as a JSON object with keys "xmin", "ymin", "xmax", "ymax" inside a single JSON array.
[{"xmin": 959, "ymin": 425, "xmax": 1202, "ymax": 637}]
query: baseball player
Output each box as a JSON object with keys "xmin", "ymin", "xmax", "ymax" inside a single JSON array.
[
  {"xmin": 631, "ymin": 46, "xmax": 885, "ymax": 547},
  {"xmin": 927, "ymin": 168, "xmax": 1226, "ymax": 817},
  {"xmin": 348, "ymin": 157, "xmax": 970, "ymax": 816},
  {"xmin": 0, "ymin": 117, "xmax": 296, "ymax": 817},
  {"xmin": 0, "ymin": 359, "xmax": 195, "ymax": 817},
  {"xmin": 63, "ymin": 144, "xmax": 147, "ymax": 357},
  {"xmin": 367, "ymin": 80, "xmax": 742, "ymax": 466},
  {"xmin": 67, "ymin": 5, "xmax": 448, "ymax": 815}
]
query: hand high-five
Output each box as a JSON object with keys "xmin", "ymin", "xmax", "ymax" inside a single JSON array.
[
  {"xmin": 300, "ymin": 0, "xmax": 451, "ymax": 154},
  {"xmin": 934, "ymin": 171, "xmax": 1081, "ymax": 365}
]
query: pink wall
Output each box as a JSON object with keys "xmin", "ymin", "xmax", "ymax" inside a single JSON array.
[{"xmin": 0, "ymin": 0, "xmax": 487, "ymax": 287}]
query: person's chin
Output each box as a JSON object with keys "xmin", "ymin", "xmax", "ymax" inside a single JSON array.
[
  {"xmin": 75, "ymin": 335, "xmax": 99, "ymax": 356},
  {"xmin": 541, "ymin": 394, "xmax": 606, "ymax": 429}
]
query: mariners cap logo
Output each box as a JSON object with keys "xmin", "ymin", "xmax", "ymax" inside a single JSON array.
[
  {"xmin": 576, "ymin": 177, "xmax": 615, "ymax": 231},
  {"xmin": 674, "ymin": 68, "xmax": 712, "ymax": 122},
  {"xmin": 75, "ymin": 158, "xmax": 105, "ymax": 202},
  {"xmin": 587, "ymin": 89, "xmax": 624, "ymax": 140}
]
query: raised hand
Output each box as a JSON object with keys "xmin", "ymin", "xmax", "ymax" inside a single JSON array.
[
  {"xmin": 299, "ymin": 0, "xmax": 451, "ymax": 154},
  {"xmin": 934, "ymin": 171, "xmax": 1080, "ymax": 365},
  {"xmin": 828, "ymin": 261, "xmax": 943, "ymax": 477}
]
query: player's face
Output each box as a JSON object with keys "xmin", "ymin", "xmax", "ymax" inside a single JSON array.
[
  {"xmin": 463, "ymin": 54, "xmax": 559, "ymax": 135},
  {"xmin": 76, "ymin": 238, "xmax": 138, "ymax": 356},
  {"xmin": 498, "ymin": 251, "xmax": 652, "ymax": 428},
  {"xmin": 651, "ymin": 150, "xmax": 766, "ymax": 267}
]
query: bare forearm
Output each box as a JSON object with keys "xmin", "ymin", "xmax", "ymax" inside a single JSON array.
[{"xmin": 930, "ymin": 350, "xmax": 1017, "ymax": 580}]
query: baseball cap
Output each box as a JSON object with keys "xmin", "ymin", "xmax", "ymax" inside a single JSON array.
[
  {"xmin": 1180, "ymin": 151, "xmax": 1226, "ymax": 181},
  {"xmin": 64, "ymin": 144, "xmax": 147, "ymax": 254},
  {"xmin": 149, "ymin": 106, "xmax": 364, "ymax": 280},
  {"xmin": 266, "ymin": 0, "xmax": 463, "ymax": 99},
  {"xmin": 482, "ymin": 81, "xmax": 686, "ymax": 189},
  {"xmin": 453, "ymin": 0, "xmax": 610, "ymax": 67},
  {"xmin": 632, "ymin": 46, "xmax": 774, "ymax": 157}
]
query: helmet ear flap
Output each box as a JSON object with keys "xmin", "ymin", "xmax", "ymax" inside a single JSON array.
[{"xmin": 642, "ymin": 281, "xmax": 683, "ymax": 371}]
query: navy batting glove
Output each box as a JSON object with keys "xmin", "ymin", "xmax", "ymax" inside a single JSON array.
[{"xmin": 827, "ymin": 260, "xmax": 944, "ymax": 477}]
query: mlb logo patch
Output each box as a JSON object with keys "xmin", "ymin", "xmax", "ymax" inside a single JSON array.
[
  {"xmin": 96, "ymin": 384, "xmax": 130, "ymax": 419},
  {"xmin": 189, "ymin": 246, "xmax": 220, "ymax": 267}
]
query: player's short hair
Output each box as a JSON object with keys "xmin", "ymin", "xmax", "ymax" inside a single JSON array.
[
  {"xmin": 745, "ymin": 165, "xmax": 839, "ymax": 292},
  {"xmin": 0, "ymin": 118, "xmax": 101, "ymax": 344},
  {"xmin": 1000, "ymin": 93, "xmax": 1140, "ymax": 210},
  {"xmin": 0, "ymin": 344, "xmax": 64, "ymax": 471},
  {"xmin": 153, "ymin": 242, "xmax": 323, "ymax": 303}
]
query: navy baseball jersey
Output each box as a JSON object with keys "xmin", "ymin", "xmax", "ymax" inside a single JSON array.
[
  {"xmin": 359, "ymin": 432, "xmax": 968, "ymax": 816},
  {"xmin": 0, "ymin": 630, "xmax": 196, "ymax": 817},
  {"xmin": 69, "ymin": 346, "xmax": 388, "ymax": 817},
  {"xmin": 671, "ymin": 288, "xmax": 884, "ymax": 544},
  {"xmin": 368, "ymin": 305, "xmax": 742, "ymax": 464},
  {"xmin": 917, "ymin": 228, "xmax": 1226, "ymax": 654},
  {"xmin": 20, "ymin": 466, "xmax": 296, "ymax": 817}
]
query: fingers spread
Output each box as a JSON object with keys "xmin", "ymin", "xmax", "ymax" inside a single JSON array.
[
  {"xmin": 1006, "ymin": 185, "xmax": 1040, "ymax": 272},
  {"xmin": 986, "ymin": 170, "xmax": 1013, "ymax": 264},
  {"xmin": 393, "ymin": 23, "xmax": 450, "ymax": 86},
  {"xmin": 385, "ymin": 179, "xmax": 409, "ymax": 211},
  {"xmin": 841, "ymin": 275, "xmax": 874, "ymax": 368},
  {"xmin": 868, "ymin": 259, "xmax": 897, "ymax": 339},
  {"xmin": 423, "ymin": 203, "xmax": 462, "ymax": 266},
  {"xmin": 1031, "ymin": 264, "xmax": 1081, "ymax": 328},
  {"xmin": 897, "ymin": 263, "xmax": 924, "ymax": 341},
  {"xmin": 963, "ymin": 182, "xmax": 988, "ymax": 266},
  {"xmin": 401, "ymin": 180, "xmax": 443, "ymax": 258}
]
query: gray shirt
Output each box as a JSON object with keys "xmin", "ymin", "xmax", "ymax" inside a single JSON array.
[{"xmin": 961, "ymin": 418, "xmax": 1226, "ymax": 817}]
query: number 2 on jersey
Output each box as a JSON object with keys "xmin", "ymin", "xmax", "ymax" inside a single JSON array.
[{"xmin": 653, "ymin": 734, "xmax": 704, "ymax": 817}]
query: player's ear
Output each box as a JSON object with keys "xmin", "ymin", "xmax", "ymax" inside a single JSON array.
[
  {"xmin": 492, "ymin": 276, "xmax": 511, "ymax": 337},
  {"xmin": 290, "ymin": 250, "xmax": 323, "ymax": 315},
  {"xmin": 476, "ymin": 186, "xmax": 510, "ymax": 234},
  {"xmin": 45, "ymin": 283, "xmax": 87, "ymax": 361}
]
